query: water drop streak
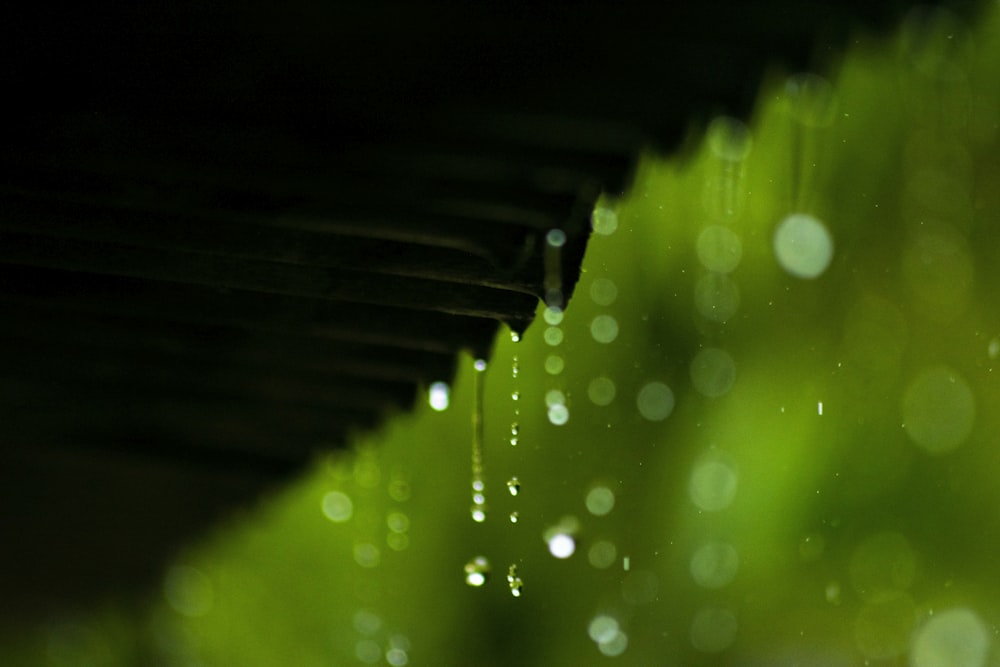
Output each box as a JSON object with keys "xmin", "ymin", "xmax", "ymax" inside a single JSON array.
[{"xmin": 471, "ymin": 359, "xmax": 488, "ymax": 522}]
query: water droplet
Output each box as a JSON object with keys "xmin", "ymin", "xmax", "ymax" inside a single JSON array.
[
  {"xmin": 587, "ymin": 377, "xmax": 617, "ymax": 406},
  {"xmin": 355, "ymin": 639, "xmax": 382, "ymax": 664},
  {"xmin": 543, "ymin": 306, "xmax": 564, "ymax": 326},
  {"xmin": 696, "ymin": 225, "xmax": 743, "ymax": 273},
  {"xmin": 387, "ymin": 533, "xmax": 409, "ymax": 551},
  {"xmin": 510, "ymin": 330, "xmax": 521, "ymax": 343},
  {"xmin": 547, "ymin": 533, "xmax": 576, "ymax": 559},
  {"xmin": 464, "ymin": 556, "xmax": 491, "ymax": 587},
  {"xmin": 911, "ymin": 607, "xmax": 990, "ymax": 667},
  {"xmin": 473, "ymin": 358, "xmax": 487, "ymax": 372},
  {"xmin": 545, "ymin": 389, "xmax": 565, "ymax": 407},
  {"xmin": 690, "ymin": 541, "xmax": 740, "ymax": 589},
  {"xmin": 585, "ymin": 486, "xmax": 615, "ymax": 516},
  {"xmin": 387, "ymin": 476, "xmax": 411, "ymax": 502},
  {"xmin": 774, "ymin": 213, "xmax": 834, "ymax": 279},
  {"xmin": 588, "ymin": 615, "xmax": 620, "ymax": 644},
  {"xmin": 688, "ymin": 451, "xmax": 738, "ymax": 512},
  {"xmin": 707, "ymin": 116, "xmax": 753, "ymax": 161},
  {"xmin": 509, "ymin": 511, "xmax": 519, "ymax": 523},
  {"xmin": 547, "ymin": 403, "xmax": 570, "ymax": 425},
  {"xmin": 589, "ymin": 278, "xmax": 619, "ymax": 306},
  {"xmin": 690, "ymin": 607, "xmax": 738, "ymax": 653},
  {"xmin": 694, "ymin": 272, "xmax": 741, "ymax": 322},
  {"xmin": 510, "ymin": 422, "xmax": 519, "ymax": 436},
  {"xmin": 588, "ymin": 540, "xmax": 618, "ymax": 569},
  {"xmin": 321, "ymin": 490, "xmax": 354, "ymax": 523},
  {"xmin": 507, "ymin": 477, "xmax": 521, "ymax": 496},
  {"xmin": 428, "ymin": 381, "xmax": 450, "ymax": 411},
  {"xmin": 546, "ymin": 228, "xmax": 567, "ymax": 248},
  {"xmin": 353, "ymin": 542, "xmax": 381, "ymax": 568},
  {"xmin": 690, "ymin": 348, "xmax": 736, "ymax": 398},
  {"xmin": 507, "ymin": 565, "xmax": 524, "ymax": 598},
  {"xmin": 592, "ymin": 206, "xmax": 619, "ymax": 236},
  {"xmin": 511, "ymin": 391, "xmax": 519, "ymax": 401},
  {"xmin": 544, "ymin": 355, "xmax": 565, "ymax": 375},
  {"xmin": 597, "ymin": 630, "xmax": 629, "ymax": 657},
  {"xmin": 636, "ymin": 381, "xmax": 675, "ymax": 421},
  {"xmin": 386, "ymin": 647, "xmax": 409, "ymax": 666},
  {"xmin": 352, "ymin": 609, "xmax": 383, "ymax": 636},
  {"xmin": 386, "ymin": 511, "xmax": 410, "ymax": 534},
  {"xmin": 902, "ymin": 365, "xmax": 975, "ymax": 454},
  {"xmin": 544, "ymin": 326, "xmax": 564, "ymax": 346},
  {"xmin": 988, "ymin": 338, "xmax": 1000, "ymax": 360},
  {"xmin": 590, "ymin": 315, "xmax": 619, "ymax": 344}
]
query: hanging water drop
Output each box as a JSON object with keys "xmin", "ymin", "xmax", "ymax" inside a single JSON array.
[
  {"xmin": 464, "ymin": 556, "xmax": 491, "ymax": 587},
  {"xmin": 507, "ymin": 477, "xmax": 521, "ymax": 497},
  {"xmin": 511, "ymin": 391, "xmax": 519, "ymax": 402},
  {"xmin": 509, "ymin": 511, "xmax": 519, "ymax": 523}
]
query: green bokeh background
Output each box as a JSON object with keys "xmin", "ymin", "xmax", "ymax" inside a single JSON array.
[{"xmin": 8, "ymin": 4, "xmax": 1000, "ymax": 665}]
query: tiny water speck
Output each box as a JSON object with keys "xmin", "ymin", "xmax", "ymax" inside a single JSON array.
[
  {"xmin": 507, "ymin": 477, "xmax": 521, "ymax": 496},
  {"xmin": 509, "ymin": 511, "xmax": 519, "ymax": 523}
]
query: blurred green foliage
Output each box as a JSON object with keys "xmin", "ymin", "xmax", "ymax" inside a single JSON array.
[{"xmin": 7, "ymin": 4, "xmax": 1000, "ymax": 665}]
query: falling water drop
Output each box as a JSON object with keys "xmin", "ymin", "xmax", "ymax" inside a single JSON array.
[
  {"xmin": 464, "ymin": 556, "xmax": 491, "ymax": 587},
  {"xmin": 510, "ymin": 353, "xmax": 521, "ymax": 447},
  {"xmin": 545, "ymin": 230, "xmax": 565, "ymax": 309},
  {"xmin": 507, "ymin": 477, "xmax": 521, "ymax": 497},
  {"xmin": 428, "ymin": 381, "xmax": 450, "ymax": 412},
  {"xmin": 507, "ymin": 564, "xmax": 524, "ymax": 598},
  {"xmin": 470, "ymin": 357, "xmax": 488, "ymax": 522}
]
